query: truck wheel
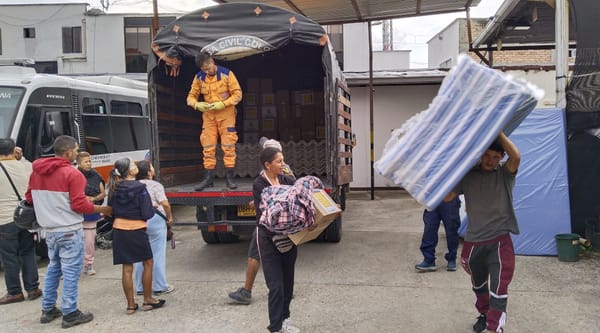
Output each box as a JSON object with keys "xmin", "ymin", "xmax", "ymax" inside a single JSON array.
[
  {"xmin": 323, "ymin": 215, "xmax": 342, "ymax": 242},
  {"xmin": 216, "ymin": 232, "xmax": 239, "ymax": 243},
  {"xmin": 201, "ymin": 230, "xmax": 220, "ymax": 244}
]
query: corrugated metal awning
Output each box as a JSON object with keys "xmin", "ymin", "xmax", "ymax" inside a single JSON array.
[
  {"xmin": 472, "ymin": 0, "xmax": 575, "ymax": 49},
  {"xmin": 214, "ymin": 0, "xmax": 481, "ymax": 25}
]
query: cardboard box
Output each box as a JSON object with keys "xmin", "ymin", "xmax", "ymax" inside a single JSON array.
[
  {"xmin": 316, "ymin": 126, "xmax": 326, "ymax": 139},
  {"xmin": 243, "ymin": 119, "xmax": 259, "ymax": 131},
  {"xmin": 261, "ymin": 105, "xmax": 277, "ymax": 119},
  {"xmin": 275, "ymin": 90, "xmax": 290, "ymax": 106},
  {"xmin": 244, "ymin": 93, "xmax": 258, "ymax": 106},
  {"xmin": 261, "ymin": 93, "xmax": 275, "ymax": 105},
  {"xmin": 261, "ymin": 118, "xmax": 276, "ymax": 132},
  {"xmin": 244, "ymin": 106, "xmax": 258, "ymax": 119},
  {"xmin": 260, "ymin": 78, "xmax": 273, "ymax": 92},
  {"xmin": 288, "ymin": 189, "xmax": 341, "ymax": 245},
  {"xmin": 280, "ymin": 128, "xmax": 301, "ymax": 141},
  {"xmin": 243, "ymin": 131, "xmax": 259, "ymax": 143},
  {"xmin": 294, "ymin": 90, "xmax": 314, "ymax": 105},
  {"xmin": 246, "ymin": 78, "xmax": 260, "ymax": 93}
]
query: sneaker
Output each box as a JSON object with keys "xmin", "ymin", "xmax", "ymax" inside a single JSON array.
[
  {"xmin": 447, "ymin": 260, "xmax": 457, "ymax": 271},
  {"xmin": 154, "ymin": 285, "xmax": 175, "ymax": 296},
  {"xmin": 62, "ymin": 309, "xmax": 94, "ymax": 328},
  {"xmin": 84, "ymin": 265, "xmax": 96, "ymax": 276},
  {"xmin": 40, "ymin": 306, "xmax": 62, "ymax": 324},
  {"xmin": 136, "ymin": 291, "xmax": 144, "ymax": 296},
  {"xmin": 228, "ymin": 287, "xmax": 252, "ymax": 305},
  {"xmin": 473, "ymin": 313, "xmax": 487, "ymax": 333},
  {"xmin": 415, "ymin": 261, "xmax": 437, "ymax": 272},
  {"xmin": 282, "ymin": 318, "xmax": 300, "ymax": 333}
]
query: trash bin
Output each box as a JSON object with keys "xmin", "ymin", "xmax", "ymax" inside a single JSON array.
[{"xmin": 555, "ymin": 233, "xmax": 580, "ymax": 262}]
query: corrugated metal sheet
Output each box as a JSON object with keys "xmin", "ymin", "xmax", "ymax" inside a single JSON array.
[{"xmin": 215, "ymin": 0, "xmax": 481, "ymax": 24}]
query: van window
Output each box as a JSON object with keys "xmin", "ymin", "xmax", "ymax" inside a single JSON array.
[
  {"xmin": 83, "ymin": 97, "xmax": 107, "ymax": 114},
  {"xmin": 111, "ymin": 117, "xmax": 151, "ymax": 152},
  {"xmin": 40, "ymin": 110, "xmax": 72, "ymax": 156},
  {"xmin": 111, "ymin": 100, "xmax": 143, "ymax": 115},
  {"xmin": 82, "ymin": 115, "xmax": 112, "ymax": 153}
]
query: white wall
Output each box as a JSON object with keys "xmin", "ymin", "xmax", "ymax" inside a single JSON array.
[
  {"xmin": 0, "ymin": 4, "xmax": 88, "ymax": 61},
  {"xmin": 427, "ymin": 20, "xmax": 460, "ymax": 68},
  {"xmin": 61, "ymin": 14, "xmax": 127, "ymax": 73},
  {"xmin": 343, "ymin": 22, "xmax": 410, "ymax": 72},
  {"xmin": 504, "ymin": 70, "xmax": 558, "ymax": 108},
  {"xmin": 349, "ymin": 84, "xmax": 441, "ymax": 188},
  {"xmin": 0, "ymin": 5, "xmax": 138, "ymax": 74}
]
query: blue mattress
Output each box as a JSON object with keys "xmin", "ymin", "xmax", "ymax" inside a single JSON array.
[{"xmin": 375, "ymin": 55, "xmax": 542, "ymax": 210}]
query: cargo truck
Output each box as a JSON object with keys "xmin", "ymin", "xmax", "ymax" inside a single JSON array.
[{"xmin": 148, "ymin": 3, "xmax": 353, "ymax": 243}]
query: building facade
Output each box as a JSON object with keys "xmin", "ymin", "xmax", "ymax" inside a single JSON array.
[{"xmin": 0, "ymin": 2, "xmax": 175, "ymax": 75}]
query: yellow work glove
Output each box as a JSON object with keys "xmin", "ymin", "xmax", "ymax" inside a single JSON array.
[
  {"xmin": 210, "ymin": 101, "xmax": 226, "ymax": 111},
  {"xmin": 195, "ymin": 102, "xmax": 211, "ymax": 112}
]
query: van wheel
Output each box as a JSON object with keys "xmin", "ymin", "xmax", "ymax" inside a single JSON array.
[
  {"xmin": 201, "ymin": 230, "xmax": 219, "ymax": 244},
  {"xmin": 323, "ymin": 216, "xmax": 342, "ymax": 242}
]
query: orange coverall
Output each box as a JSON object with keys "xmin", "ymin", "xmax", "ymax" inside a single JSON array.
[{"xmin": 186, "ymin": 66, "xmax": 242, "ymax": 169}]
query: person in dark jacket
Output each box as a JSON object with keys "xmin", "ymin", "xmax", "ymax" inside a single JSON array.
[
  {"xmin": 254, "ymin": 147, "xmax": 298, "ymax": 333},
  {"xmin": 76, "ymin": 151, "xmax": 106, "ymax": 276},
  {"xmin": 107, "ymin": 158, "xmax": 165, "ymax": 314},
  {"xmin": 228, "ymin": 138, "xmax": 294, "ymax": 305}
]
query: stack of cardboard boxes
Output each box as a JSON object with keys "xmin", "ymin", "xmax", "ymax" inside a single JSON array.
[{"xmin": 241, "ymin": 77, "xmax": 325, "ymax": 143}]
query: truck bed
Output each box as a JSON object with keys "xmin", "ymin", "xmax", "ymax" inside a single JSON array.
[{"xmin": 165, "ymin": 176, "xmax": 255, "ymax": 193}]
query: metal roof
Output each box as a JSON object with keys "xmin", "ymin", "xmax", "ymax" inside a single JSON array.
[
  {"xmin": 214, "ymin": 0, "xmax": 481, "ymax": 25},
  {"xmin": 473, "ymin": 0, "xmax": 575, "ymax": 49}
]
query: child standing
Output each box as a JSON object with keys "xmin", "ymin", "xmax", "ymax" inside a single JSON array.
[{"xmin": 77, "ymin": 152, "xmax": 106, "ymax": 276}]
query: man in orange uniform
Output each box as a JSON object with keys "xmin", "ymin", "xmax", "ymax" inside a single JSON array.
[{"xmin": 187, "ymin": 53, "xmax": 242, "ymax": 191}]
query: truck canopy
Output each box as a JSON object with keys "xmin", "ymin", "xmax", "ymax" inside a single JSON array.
[
  {"xmin": 150, "ymin": 3, "xmax": 333, "ymax": 75},
  {"xmin": 147, "ymin": 2, "xmax": 351, "ymax": 191}
]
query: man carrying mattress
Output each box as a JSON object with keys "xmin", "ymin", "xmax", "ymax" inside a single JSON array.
[{"xmin": 447, "ymin": 131, "xmax": 520, "ymax": 333}]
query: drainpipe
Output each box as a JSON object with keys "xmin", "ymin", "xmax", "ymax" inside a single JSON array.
[{"xmin": 555, "ymin": 0, "xmax": 568, "ymax": 109}]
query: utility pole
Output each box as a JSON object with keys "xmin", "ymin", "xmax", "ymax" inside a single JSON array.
[{"xmin": 152, "ymin": 0, "xmax": 159, "ymax": 39}]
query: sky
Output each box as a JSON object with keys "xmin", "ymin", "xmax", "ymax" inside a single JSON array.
[{"xmin": 3, "ymin": 0, "xmax": 504, "ymax": 68}]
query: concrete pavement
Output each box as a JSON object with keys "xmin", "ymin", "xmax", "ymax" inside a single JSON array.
[{"xmin": 1, "ymin": 190, "xmax": 599, "ymax": 332}]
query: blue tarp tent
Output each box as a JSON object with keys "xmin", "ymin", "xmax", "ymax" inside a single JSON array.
[{"xmin": 459, "ymin": 108, "xmax": 571, "ymax": 255}]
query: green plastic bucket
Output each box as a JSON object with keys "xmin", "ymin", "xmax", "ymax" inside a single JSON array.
[{"xmin": 555, "ymin": 233, "xmax": 580, "ymax": 262}]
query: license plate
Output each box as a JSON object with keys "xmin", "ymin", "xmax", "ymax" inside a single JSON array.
[{"xmin": 237, "ymin": 204, "xmax": 256, "ymax": 217}]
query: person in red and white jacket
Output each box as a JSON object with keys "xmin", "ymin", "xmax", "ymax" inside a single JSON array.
[{"xmin": 26, "ymin": 135, "xmax": 111, "ymax": 328}]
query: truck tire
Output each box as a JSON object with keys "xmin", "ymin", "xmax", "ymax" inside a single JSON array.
[
  {"xmin": 323, "ymin": 215, "xmax": 342, "ymax": 242},
  {"xmin": 201, "ymin": 230, "xmax": 220, "ymax": 244}
]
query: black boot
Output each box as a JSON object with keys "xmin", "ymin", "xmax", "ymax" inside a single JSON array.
[
  {"xmin": 195, "ymin": 169, "xmax": 215, "ymax": 191},
  {"xmin": 226, "ymin": 168, "xmax": 237, "ymax": 189}
]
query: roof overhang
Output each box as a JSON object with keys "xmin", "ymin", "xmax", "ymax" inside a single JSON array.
[
  {"xmin": 345, "ymin": 69, "xmax": 447, "ymax": 86},
  {"xmin": 472, "ymin": 0, "xmax": 575, "ymax": 50},
  {"xmin": 213, "ymin": 0, "xmax": 481, "ymax": 25}
]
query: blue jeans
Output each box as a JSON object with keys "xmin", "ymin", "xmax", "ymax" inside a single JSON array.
[
  {"xmin": 420, "ymin": 197, "xmax": 461, "ymax": 264},
  {"xmin": 134, "ymin": 214, "xmax": 168, "ymax": 292},
  {"xmin": 42, "ymin": 229, "xmax": 84, "ymax": 315},
  {"xmin": 0, "ymin": 223, "xmax": 39, "ymax": 295}
]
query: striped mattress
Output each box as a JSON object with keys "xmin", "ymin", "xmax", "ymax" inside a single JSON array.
[{"xmin": 375, "ymin": 55, "xmax": 543, "ymax": 210}]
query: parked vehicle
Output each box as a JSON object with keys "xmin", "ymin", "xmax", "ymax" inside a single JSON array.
[
  {"xmin": 148, "ymin": 3, "xmax": 353, "ymax": 243},
  {"xmin": 0, "ymin": 65, "xmax": 150, "ymax": 256}
]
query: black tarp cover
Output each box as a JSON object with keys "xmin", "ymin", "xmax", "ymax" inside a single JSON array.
[{"xmin": 150, "ymin": 2, "xmax": 329, "ymax": 76}]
